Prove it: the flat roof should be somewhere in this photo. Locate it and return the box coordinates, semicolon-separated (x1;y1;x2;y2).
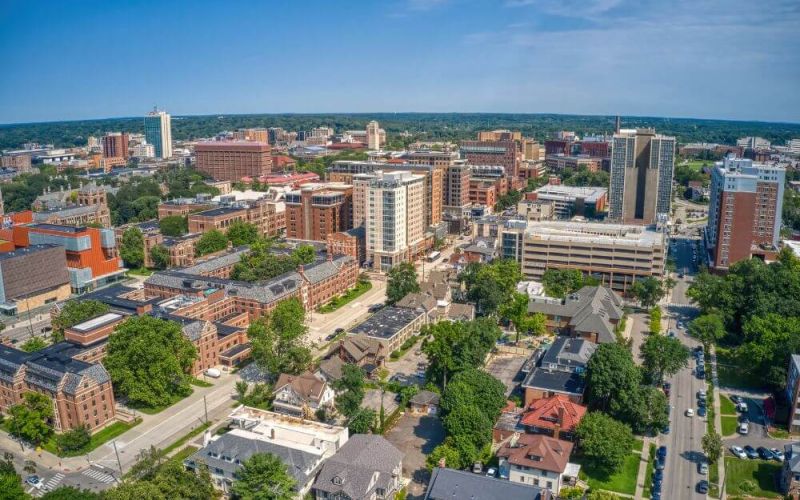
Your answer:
350;306;423;340
524;221;664;247
29;223;86;233
194;206;245;217
70;312;124;332
0;244;62;261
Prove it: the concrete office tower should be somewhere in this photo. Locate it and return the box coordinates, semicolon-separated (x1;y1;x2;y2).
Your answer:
706;156;785;271
364;171;425;272
101;132;129;159
609;129;676;225
144;108;173;159
367;121;381;150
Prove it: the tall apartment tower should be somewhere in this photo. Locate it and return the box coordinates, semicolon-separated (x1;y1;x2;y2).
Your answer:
366;121;381;150
364;171;425;272
609;129;676;225
144;108;173;159
706;156;785;271
101;132;129;159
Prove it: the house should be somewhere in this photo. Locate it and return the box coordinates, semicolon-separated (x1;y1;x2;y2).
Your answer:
409;390;441;415
520;395;587;441
272;371;335;418
496;434;580;494
317;356;347;382
395;292;438;319
462;238;497;263
521;337;597;406
425;467;551;500
783;442;800;498
313;435;404;500
327;336;385;370
527;286;624;344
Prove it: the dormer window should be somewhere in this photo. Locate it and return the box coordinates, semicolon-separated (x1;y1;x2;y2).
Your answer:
332;476;343;485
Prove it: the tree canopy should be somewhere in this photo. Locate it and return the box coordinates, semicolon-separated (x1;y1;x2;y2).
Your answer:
231;239;316;282
231;453;296;500
195;229;228;256
460;259;522;315
688;313;726;346
8;392;53;444
334;365;365;418
158;216;188;237
120;227;145;269
575;411;635;474
540;268;598;299
422;318;501;388
226;221;259;247
386;262;419;304
248;298;311;377
52;299;110;341
440;369;506;423
640;334;690;385
499;291;546;342
104;316;197;408
149;244;170;270
629;277;666;308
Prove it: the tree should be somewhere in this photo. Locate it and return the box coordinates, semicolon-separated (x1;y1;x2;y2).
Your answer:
158;216;188;237
649;306;662;335
463;260;523;315
584;343;641;414
56;425;91;453
195;229;228;256
640;334;690;385
231;453;296;500
426;442;463;470
386;262;419;304
292;244;315;265
541;269;593;298
104;316;197;408
104;481;165;500
500;292;546;343
422;319;501;388
234;381;249;401
40;486;102;499
8;392;53;444
52;300;110;341
689;313;725;346
149;245;170;270
248;298;311;376
120;227;145;269
0;465;25;500
226;221;259;247
150;459;218;500
737;314;800;389
231;238;309;282
348;408;376;434
630;277;665;308
624;386;669;434
702;432;723;464
443;404;493;450
440;369;506;423
575;412;634;474
334;365;366;418
20;336;47;352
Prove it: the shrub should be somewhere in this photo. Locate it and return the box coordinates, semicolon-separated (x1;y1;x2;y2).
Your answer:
56;425;91;452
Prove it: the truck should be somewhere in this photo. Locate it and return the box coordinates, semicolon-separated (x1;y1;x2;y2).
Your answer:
205;368;221;378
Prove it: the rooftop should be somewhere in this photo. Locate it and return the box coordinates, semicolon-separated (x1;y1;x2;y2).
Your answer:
523;220;664;248
425;467;549;500
70;312;124;333
193;206;245;217
28;223;86;233
350;306;424;340
0;244;63;261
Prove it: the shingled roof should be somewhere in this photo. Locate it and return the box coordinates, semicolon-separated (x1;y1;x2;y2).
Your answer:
521;394;587;434
528;286;623;344
496;434;573;474
313;435;403;499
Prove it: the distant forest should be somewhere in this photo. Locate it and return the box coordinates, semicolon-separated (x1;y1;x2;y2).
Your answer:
2;112;800;150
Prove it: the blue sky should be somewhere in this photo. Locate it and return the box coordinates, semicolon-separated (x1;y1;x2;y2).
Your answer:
1;0;798;124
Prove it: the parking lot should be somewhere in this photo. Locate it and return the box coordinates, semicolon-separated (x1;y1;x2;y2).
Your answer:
386;346;428;382
384;414;445;499
485;353;527;397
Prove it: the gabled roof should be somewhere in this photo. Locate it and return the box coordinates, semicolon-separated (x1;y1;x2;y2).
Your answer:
785;442;800;473
521;394;587;433
335;336;383;363
410;390;440;407
497;434;574;474
313;435;403;498
274;371;327;403
425;467;549;500
395;292;437;313
528;286;623;344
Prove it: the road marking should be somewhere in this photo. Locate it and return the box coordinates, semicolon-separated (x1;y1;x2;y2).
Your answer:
43;472;64;490
82;468;116;484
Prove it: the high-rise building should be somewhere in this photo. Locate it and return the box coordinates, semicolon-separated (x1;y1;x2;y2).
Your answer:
195;141;272;181
609;129;676;225
366;121;381;150
232;128;269;143
101;132;129;160
285;183;353;242
364;171;425;271
443;161;472;208
737;136;770;150
144;108;173;159
460;139;521;181
788;139;800;154
706;156;785;271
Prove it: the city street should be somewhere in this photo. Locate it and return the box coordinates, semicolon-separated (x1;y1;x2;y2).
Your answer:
307;277;387;349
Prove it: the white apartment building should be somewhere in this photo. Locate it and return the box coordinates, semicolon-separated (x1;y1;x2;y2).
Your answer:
363;171;425;271
788;138;800;155
131;141;155;158
737;136;771;150
366;120;382;150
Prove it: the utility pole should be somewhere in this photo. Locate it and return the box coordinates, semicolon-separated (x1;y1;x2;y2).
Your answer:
203;395;208;424
112;440;123;477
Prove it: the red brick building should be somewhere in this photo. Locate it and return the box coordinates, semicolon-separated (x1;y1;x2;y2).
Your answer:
460;140;521;185
195;141;272;182
102;132;129;160
285;183;353;242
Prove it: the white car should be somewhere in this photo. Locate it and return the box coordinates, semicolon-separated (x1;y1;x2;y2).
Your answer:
685;408;694;417
738;422;749;435
25;475;43;490
731;446;747;459
699;462;709;475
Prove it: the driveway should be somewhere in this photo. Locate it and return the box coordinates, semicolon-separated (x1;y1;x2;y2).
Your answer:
485;354;526;397
384;414;445;499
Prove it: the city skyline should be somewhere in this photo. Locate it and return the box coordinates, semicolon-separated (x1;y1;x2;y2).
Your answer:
1;0;799;124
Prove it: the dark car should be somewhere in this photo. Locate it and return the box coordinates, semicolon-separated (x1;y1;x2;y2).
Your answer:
655;457;665;470
758;447;775;460
739;415;749;423
368;304;383;313
662;424;670;434
657;446;667;459
654;469;664;481
730;395;743;404
744;445;759;459
698;406;707;417
334;327;345;334
697;480;709;494
325;333;337;341
662;382;671;396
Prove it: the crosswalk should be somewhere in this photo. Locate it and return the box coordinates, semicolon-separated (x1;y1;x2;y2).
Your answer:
82;467;116;484
42;472;64;490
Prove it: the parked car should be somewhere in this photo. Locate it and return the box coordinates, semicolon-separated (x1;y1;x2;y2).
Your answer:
472;462;483;474
663;382;671;396
25;475;43;490
325;333;337;341
737;401;749;413
685;408;694;417
655;457;665;470
699;462;708;474
654;469;664;482
486;467;497;478
697;480;709;494
771;448;785;462
368;304;383;313
738;422;749;435
698;406;707;417
334;327;345;334
758;447;775;460
730;395;743;404
657;446;667;459
744;445;758;459
697;390;707;401
731;446;747;459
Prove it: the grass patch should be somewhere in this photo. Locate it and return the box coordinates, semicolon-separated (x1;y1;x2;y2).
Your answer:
708;458;720;498
42;419;142;457
130;390;193;415
163;422;211;456
168;445;198;465
720;394;736;415
126;267;154;276
318;280;372;313
643;443;656;498
769;426;791;439
632;438;644;453
576;452;640;496
190;378;213;388
716;348;767;391
721;416;739;437
724;457;782;498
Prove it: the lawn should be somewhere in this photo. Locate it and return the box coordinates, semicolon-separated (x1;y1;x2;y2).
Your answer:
43;419;141;457
130;390;193;415
318;280;372;313
724;457;782;498
720;394;737;415
683;160;713;172
632;438;644;453
721;416;739;436
168;445;198;465
162;422;211;455
190;377;213;388
126;267;154;277
577;452;640;496
642;444;656;499
716;348;767;391
709;459;720;498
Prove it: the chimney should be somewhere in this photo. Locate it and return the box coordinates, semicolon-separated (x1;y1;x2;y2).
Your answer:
438;457;446;468
202;429;212;447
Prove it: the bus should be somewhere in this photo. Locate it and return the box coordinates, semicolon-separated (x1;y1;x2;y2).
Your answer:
426;251;441;262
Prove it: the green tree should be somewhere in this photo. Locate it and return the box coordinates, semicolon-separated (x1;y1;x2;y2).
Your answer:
348;408;376;434
688;313;726;346
104;316;197;408
649;306;662;335
541;268;593;298
158;216;188;237
248;298;311;376
0;464;25;500
230;238;304;282
629;277;665;308
291;244;315;265
149;245;170;270
640;334;690;385
737;314;800;389
443;404;493;450
575;412;635;474
52;300;110;341
702;432;723;464
195;229;228;256
8;392;53;444
226;221;259;247
426;442;463;470
386;262;420;304
120;227;145;269
150;459;218;500
56;425;90;453
463;260;523;315
440;369;506;423
334;365;366;418
625;386;669;434
103;481;165;500
499;291;543;343
231;453;296;500
584;343;641;414
20;336;47;352
422;319;501;388
40;486;102;499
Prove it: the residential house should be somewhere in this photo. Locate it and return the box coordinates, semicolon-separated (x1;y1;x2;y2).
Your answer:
425;467;551;500
272;371;335;418
409;390;441;416
313;435;404;500
521;337;597;406
527;286;624;344
520;395;587;441
496;434;579;494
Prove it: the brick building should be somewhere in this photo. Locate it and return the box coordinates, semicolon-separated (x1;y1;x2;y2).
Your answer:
468;180;498;208
326;227;366;265
460;140;521;186
545;155;601;173
0;245;71;315
188;200;284;238
102;132;130;160
195;141;272;182
158;195;215;219
285;183;353;242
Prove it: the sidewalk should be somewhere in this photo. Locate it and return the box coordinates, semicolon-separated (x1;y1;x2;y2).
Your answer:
634;436;654;499
710;345;726;499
